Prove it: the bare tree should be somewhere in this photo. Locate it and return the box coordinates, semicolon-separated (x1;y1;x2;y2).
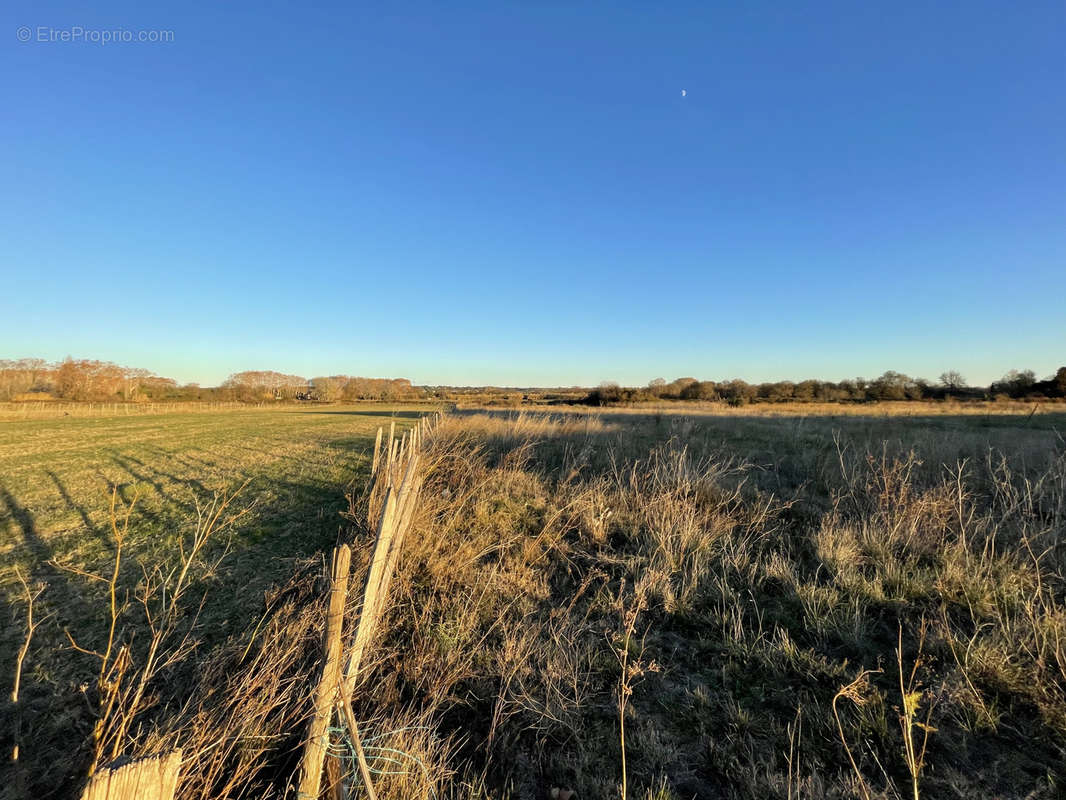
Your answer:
122;367;153;401
938;371;967;390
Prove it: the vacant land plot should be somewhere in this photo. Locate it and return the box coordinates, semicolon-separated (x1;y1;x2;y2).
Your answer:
0;403;430;636
4;405;1065;799
341;408;1065;800
0;404;426;793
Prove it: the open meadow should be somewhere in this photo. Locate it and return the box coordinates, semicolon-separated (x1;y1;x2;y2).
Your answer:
0;404;426;795
355;407;1066;800
3;404;1065;799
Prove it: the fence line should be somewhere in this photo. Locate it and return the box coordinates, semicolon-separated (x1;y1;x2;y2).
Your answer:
294;409;443;798
62;409;445;798
0;401;263;418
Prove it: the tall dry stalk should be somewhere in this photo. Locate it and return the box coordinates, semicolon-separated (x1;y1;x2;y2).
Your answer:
10;566;48;795
831;668;880;800
610;581;653;800
785;706;802;800
896;622;936;800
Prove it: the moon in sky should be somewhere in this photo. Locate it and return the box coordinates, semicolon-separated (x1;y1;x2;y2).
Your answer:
681;89;687;97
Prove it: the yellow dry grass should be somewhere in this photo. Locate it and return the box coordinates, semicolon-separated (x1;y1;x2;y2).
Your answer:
7;405;1066;799
465;399;1060;418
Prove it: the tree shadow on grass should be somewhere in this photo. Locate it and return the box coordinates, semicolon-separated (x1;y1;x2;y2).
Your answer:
0;478;102;797
117;451;210;497
0;433;375;797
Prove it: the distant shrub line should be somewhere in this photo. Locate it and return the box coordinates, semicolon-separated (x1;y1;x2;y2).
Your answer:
584;368;1066;407
4;358;1064;407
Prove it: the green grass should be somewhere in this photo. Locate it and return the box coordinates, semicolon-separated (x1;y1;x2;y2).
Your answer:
5;404;1065;798
0;405;425;713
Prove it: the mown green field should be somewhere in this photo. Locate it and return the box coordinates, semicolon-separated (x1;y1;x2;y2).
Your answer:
0;405;424;696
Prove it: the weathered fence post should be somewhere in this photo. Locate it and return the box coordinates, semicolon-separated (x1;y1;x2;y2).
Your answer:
79;750;182;800
371;427;383;477
297;544;352;800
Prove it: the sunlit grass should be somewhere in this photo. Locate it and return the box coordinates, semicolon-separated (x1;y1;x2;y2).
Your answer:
0;405;424;694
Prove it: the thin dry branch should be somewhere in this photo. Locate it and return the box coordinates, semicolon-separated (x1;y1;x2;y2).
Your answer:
11;566;48;793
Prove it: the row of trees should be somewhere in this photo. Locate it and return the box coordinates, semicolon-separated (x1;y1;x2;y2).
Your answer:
0;358;178;402
587;368;1066;406
6;357;1064;406
215;372;424;402
0;360;427;404
308;376;421;402
220;371;309;402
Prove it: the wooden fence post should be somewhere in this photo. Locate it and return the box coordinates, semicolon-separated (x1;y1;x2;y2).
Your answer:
371;427;383;477
343;489;397;698
297;544;352;800
79;750;182;800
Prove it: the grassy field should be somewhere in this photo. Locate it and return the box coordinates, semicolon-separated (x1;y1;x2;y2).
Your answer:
345;408;1066;800
4;404;1066;798
0;403;432;639
0;404;429;794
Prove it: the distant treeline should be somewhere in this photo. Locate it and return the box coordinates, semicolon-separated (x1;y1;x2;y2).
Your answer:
222;372;423;402
585;369;1066;407
4;358;1065;406
0;358;180;402
0;360;425;403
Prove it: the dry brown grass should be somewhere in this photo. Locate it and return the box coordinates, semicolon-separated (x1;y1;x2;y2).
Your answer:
7;406;1066;799
464;399;1060;418
349;409;1066;798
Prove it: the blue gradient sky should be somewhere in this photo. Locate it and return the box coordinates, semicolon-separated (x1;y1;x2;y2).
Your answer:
3;1;1064;386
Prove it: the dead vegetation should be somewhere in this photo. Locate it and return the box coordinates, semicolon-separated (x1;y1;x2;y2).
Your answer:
357;410;1066;798
5;408;1066;798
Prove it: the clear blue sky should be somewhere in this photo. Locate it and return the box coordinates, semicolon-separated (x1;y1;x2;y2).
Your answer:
3;1;1063;387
